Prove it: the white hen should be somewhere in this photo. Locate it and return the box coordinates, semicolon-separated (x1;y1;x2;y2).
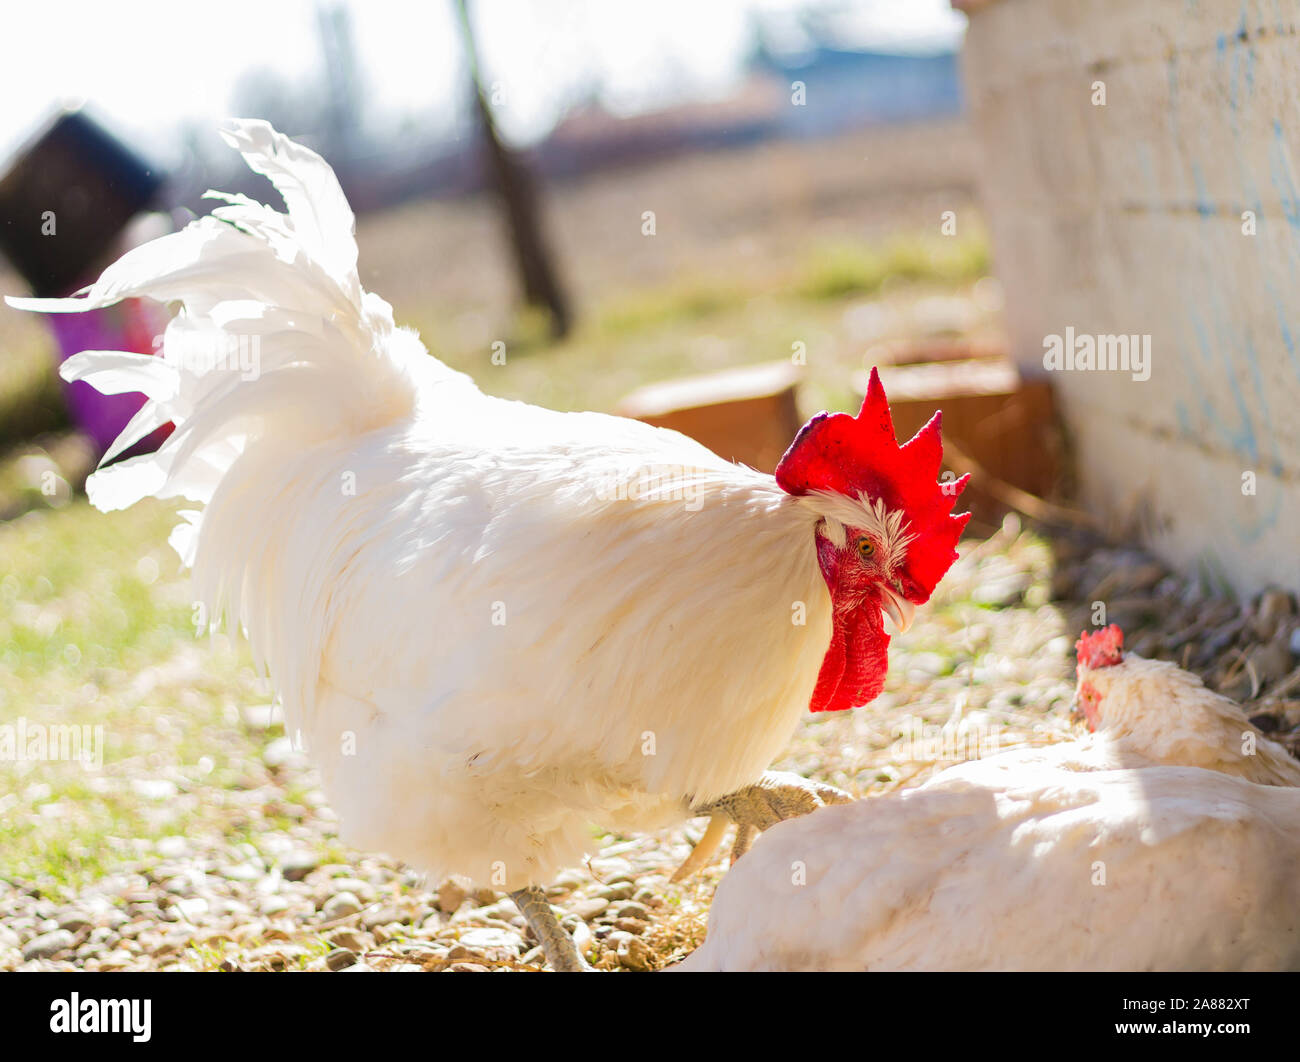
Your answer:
680;625;1300;971
6;122;970;969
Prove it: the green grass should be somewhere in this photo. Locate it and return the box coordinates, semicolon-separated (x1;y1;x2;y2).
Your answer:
0;496;280;889
0;283;69;448
797;233;990;301
595;280;746;338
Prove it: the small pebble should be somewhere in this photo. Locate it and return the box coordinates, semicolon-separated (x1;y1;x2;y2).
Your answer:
277;852;320;882
459;927;523;953
616;934;652;971
436;879;468;914
155;836;189;859
258;896;291;917
22;930;75;961
569;898;609;921
327;928;369;952
361;906;406;931
322;892;363;921
56;911;93;934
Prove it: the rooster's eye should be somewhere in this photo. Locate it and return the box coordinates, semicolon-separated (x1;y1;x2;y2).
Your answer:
857;537;876;560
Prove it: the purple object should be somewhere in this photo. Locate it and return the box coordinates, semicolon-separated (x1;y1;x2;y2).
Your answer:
0;108;170;457
46;298;172;456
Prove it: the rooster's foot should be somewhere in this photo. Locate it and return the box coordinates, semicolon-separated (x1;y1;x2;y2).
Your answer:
510;885;593;972
671;771;853;882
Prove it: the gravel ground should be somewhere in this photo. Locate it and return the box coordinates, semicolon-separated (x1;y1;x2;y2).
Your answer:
3;515;1297;972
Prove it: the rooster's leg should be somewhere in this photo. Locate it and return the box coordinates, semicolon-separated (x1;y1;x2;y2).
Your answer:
672;771;852;881
728;823;759;863
510;885;591;972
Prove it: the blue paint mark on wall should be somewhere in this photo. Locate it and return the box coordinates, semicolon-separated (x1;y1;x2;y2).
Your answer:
1222;355;1260;464
1269;120;1300;232
1240;2;1256;96
1239;337;1283;476
1190;162;1218;217
1262;277;1300;380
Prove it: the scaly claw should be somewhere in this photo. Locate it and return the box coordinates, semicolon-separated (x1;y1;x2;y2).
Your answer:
671;771;853;881
669;813;729;884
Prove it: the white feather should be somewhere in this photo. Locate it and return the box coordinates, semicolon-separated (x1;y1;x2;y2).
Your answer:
6;120;851;889
681;652;1300;971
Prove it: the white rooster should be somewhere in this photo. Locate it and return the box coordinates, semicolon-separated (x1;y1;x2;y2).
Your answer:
7;122;969;970
679;624;1300;971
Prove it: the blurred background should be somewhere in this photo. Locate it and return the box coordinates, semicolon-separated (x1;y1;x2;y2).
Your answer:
0;0;1000;511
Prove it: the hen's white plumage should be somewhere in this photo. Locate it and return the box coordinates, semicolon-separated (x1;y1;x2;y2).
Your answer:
680;648;1300;971
10;121;867;889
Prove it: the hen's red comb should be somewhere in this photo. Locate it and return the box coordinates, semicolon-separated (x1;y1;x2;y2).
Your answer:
776;367;971;598
1076;624;1124;669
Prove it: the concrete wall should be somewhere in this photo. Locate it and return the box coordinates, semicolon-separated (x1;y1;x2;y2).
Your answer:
957;0;1300;594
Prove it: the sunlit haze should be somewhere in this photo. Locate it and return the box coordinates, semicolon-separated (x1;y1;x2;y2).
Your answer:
2;0;964;164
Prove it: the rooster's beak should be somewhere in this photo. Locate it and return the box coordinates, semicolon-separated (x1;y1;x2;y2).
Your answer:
880;586;915;635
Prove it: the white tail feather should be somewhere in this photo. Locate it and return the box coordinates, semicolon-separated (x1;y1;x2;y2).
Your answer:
5;119;459;728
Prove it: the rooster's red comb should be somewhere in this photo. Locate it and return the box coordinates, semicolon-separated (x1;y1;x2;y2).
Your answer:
1076;624;1125;669
776;367;971;598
